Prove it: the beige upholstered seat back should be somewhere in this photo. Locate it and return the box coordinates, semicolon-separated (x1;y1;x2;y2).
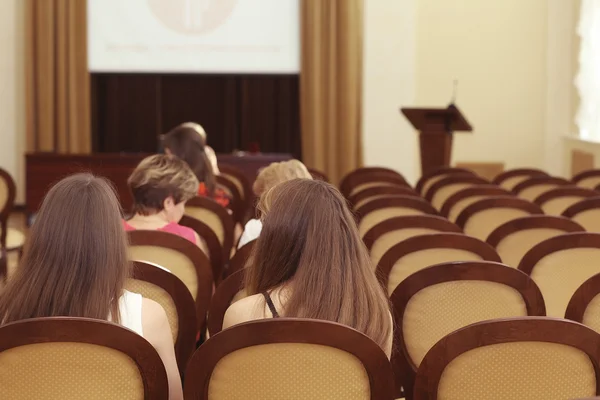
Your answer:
129;246;198;300
387;249;483;295
370;228;440;267
359;208;425;237
496;228;569;268
222;173;245;199
541;196;590;216
126;279;178;342
349;182;400;197
464;209;532;241
573;210;600;233
403;280;527;367
582;294;600;334
0;342;144;400
531;248;600;317
421;175;448;196
436;342;596;400
431;183;473;210
447;195;487;222
577;176;600;190
518;184;561;202
355;194;406;210
0;177;9;213
185;206;225;244
207;343;370;399
499;175;531;191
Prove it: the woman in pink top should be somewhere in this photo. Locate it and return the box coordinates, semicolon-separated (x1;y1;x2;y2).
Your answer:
125;154;205;251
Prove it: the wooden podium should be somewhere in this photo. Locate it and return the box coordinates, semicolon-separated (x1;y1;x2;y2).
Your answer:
401;104;472;175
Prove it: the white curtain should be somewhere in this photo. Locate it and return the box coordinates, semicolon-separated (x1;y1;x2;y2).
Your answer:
575;0;600;140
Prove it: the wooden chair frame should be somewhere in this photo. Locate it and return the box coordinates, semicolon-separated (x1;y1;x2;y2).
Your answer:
423;175;489;203
413;317;600;399
562;197;600;219
512;176;570;196
566;272;600;323
179;215;223;282
415;167;475;194
376;233;501;289
492;168;548;186
184;319;396;400
342;173;410;199
207;269;245;336
355;196;438;223
533;186;598;209
307;168;329;183
224;240;254;279
219;164;252;210
128;230;213;332
391;261;546;400
517;232;600;274
340;167;403;195
216;175;244;224
0;168;17;250
0;317;169;399
486;215;585;249
455;196;544;231
439;185;512;218
131;261;197;373
362;215;462;251
573;169;600;186
186;196;235;265
349;186;420;210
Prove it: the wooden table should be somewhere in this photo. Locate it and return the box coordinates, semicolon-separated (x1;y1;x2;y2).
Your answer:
26;152;291;218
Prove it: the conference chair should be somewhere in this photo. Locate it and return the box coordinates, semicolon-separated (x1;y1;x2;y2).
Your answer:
128;230;213;332
308;167;329;182
185;196;235;265
413;317;600;400
349;185;421;211
573;169;600;189
415;167;475;195
184;319;396;400
391;261;545;400
362;215;462;268
219;164;252;215
216;175;245;224
486;215;585;268
224;240;254;279
492;168;549;191
518;232;600;317
512;176;570;201
376;233;501;296
0;317;168;399
344;172;410;199
533;186;597;216
207;269;246;336
455;196;544;241
179;215;223;280
125;261;197;373
340;166;404;196
423;175;489;210
566;273;600;334
0;168;25;253
563;197;600;233
355;196;439;237
439;185;512;222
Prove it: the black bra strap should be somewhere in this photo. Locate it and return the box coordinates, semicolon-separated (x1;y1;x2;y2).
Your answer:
262;291;280;318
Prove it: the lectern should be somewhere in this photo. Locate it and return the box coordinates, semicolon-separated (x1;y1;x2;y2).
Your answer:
401;104;472;175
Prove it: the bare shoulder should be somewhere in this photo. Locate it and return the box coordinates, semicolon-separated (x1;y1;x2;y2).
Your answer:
222;293;265;330
142;298;168;329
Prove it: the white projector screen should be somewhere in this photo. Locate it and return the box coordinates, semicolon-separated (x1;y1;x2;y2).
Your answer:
88;0;300;74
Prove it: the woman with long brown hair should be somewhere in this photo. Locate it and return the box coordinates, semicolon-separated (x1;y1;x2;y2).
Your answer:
162;123;230;207
0;174;183;400
223;179;393;357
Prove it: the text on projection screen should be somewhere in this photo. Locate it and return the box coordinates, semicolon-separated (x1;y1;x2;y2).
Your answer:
88;0;300;74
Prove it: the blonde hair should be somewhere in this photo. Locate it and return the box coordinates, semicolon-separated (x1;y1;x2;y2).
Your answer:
253;160;312;196
128;154;199;215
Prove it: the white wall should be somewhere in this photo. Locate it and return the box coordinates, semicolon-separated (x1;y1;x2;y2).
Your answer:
0;0;25;203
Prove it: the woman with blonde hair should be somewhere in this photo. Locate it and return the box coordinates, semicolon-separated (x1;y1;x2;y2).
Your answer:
224;179;393;357
237;159;312;248
125;154;205;251
0;174;183;399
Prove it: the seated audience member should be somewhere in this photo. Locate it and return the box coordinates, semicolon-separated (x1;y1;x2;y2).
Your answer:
179;122;220;175
223;179;393;358
0;174;182;400
161;123;230;207
124;154;203;246
238;159;312;248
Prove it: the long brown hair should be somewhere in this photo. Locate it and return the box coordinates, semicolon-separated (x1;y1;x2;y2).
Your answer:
161;124;216;196
0;174;130;324
246;179;392;351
